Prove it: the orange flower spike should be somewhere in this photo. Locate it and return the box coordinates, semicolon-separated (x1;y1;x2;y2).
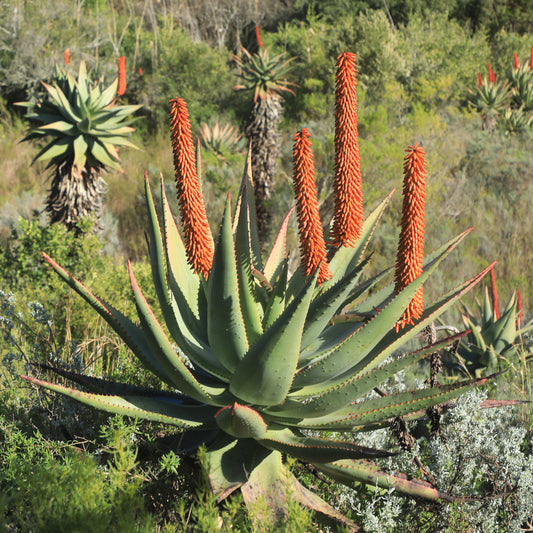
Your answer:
169;98;214;278
331;52;363;247
394;143;427;330
117;56;127;96
64;49;70;66
292;129;332;284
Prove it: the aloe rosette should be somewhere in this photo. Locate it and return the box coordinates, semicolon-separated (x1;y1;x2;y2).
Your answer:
452;274;533;376
17;61;141;230
23;54;495;528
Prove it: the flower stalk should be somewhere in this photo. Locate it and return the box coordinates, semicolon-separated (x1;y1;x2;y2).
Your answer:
117;56;127;96
255;25;263;49
490;267;500;319
292;128;332;284
331;52;363;247
394;143;426;330
169;97;214;278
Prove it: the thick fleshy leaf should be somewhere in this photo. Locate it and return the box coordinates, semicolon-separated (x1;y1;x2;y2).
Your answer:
297;268;389;366
257;427;394;463
313;460;452;501
269;332;466;418
33;137;71;163
240;450;290;528
145;177;228;380
90;139;119;168
300;253;372;353
43;82;81;122
32;363;200;401
128;261;228;405
234;187;263;344
208;197;249;371
21;376;216;429
229;269;318;405
42;253;173;385
263;207;294;283
73;134;88;170
261;260;288;329
214;403;267;438
205;436;270;501
291;375;493;430
292;231;478;390
233;146;262;271
352;229;473;317
38;120;76;134
284;472;359;531
333;263;495;386
160;180;203;332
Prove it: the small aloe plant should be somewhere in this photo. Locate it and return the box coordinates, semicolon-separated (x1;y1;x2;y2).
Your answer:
451;269;533;377
23;53;495;529
469;63;512;132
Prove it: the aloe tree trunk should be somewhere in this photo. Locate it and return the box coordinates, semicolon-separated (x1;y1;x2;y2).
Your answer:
46;162;105;233
246;94;282;242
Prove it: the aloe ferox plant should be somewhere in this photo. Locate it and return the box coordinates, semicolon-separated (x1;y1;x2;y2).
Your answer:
23;53;495;530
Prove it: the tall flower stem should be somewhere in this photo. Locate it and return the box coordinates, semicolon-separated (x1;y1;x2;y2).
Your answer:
394;143;426;330
292;129;332;284
331;52;363;247
169;98;214;278
117;56;127;96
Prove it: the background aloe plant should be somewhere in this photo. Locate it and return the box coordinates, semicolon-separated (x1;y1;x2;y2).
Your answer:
449;270;533;377
22;53;495;529
233;26;297;241
16;61;141;232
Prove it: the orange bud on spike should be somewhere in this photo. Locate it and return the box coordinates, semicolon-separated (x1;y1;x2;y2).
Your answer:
514;52;519;70
169;98;214;278
394;144;426;330
292;129;332;285
331;52;363;247
117;56;127;96
530;46;533;69
64;49;70;66
489;267;500;319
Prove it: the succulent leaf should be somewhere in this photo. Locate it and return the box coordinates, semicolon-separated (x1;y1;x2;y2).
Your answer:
21;376;216;428
230;269;319;405
208;197;250;371
258;427;394;463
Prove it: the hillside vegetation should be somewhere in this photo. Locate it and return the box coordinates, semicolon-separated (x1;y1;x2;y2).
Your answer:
0;1;532;531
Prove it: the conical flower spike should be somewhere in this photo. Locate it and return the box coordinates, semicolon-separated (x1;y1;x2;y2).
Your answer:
292;128;332;284
514;52;519;70
169;98;214;278
117;56;127;96
64;49;70;66
394;143;426;330
331;52;363;247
